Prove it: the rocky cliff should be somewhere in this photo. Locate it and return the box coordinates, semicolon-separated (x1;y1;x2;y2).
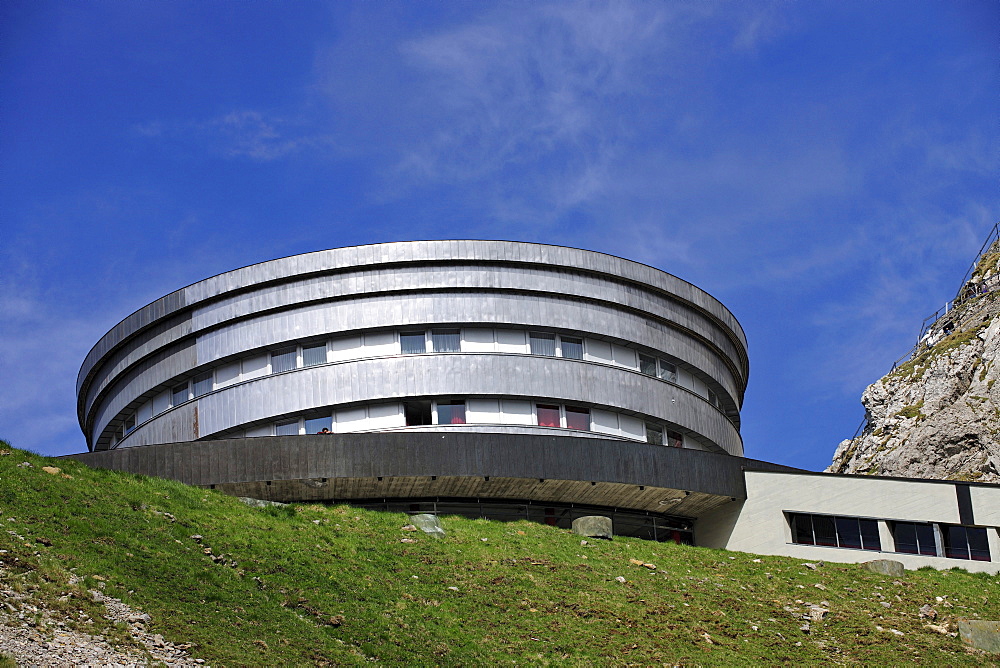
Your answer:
828;242;1000;482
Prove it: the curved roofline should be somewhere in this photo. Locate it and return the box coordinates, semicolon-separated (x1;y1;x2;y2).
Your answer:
77;240;749;409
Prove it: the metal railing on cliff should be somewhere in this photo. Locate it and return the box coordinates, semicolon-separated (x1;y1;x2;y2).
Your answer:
846;222;1000;443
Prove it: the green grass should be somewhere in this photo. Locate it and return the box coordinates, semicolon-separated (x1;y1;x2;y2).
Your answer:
0;441;998;666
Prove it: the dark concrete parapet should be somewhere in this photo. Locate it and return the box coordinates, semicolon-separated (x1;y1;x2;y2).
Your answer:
64;434;784;517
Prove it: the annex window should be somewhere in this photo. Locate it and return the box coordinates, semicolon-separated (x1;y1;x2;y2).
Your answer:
536;404;561;428
529;332;556;356
275;420;299;436
789;513;881;551
172;383;190;406
431;329;461;353
192;372;213;398
400;332;426;355
271;347;297;374
560;336;583;360
404;400;433;426
565;406;590;431
639;354;657;377
645;423;664;445
892;522;937;556
658;360;677;383
437;400;467;425
302;344;327;367
942;525;991;561
666;429;683;448
124;413;137;434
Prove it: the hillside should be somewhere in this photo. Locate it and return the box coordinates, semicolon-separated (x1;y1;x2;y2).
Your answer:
829;241;1000;481
0;441;997;666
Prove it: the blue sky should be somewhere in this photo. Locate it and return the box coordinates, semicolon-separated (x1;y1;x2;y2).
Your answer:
1;1;997;470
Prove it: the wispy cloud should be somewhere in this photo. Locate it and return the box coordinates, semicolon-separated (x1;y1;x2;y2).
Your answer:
131;110;339;162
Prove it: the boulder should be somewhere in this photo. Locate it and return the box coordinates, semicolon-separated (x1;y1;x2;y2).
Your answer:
571;515;613;539
410;514;446;538
959;620;1000;653
238;497;288;508
861;559;905;577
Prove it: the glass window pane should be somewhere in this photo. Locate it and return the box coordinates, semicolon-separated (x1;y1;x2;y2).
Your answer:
172;383;189;406
529;332;556;356
791;514;814;545
836;517;863;549
658;360;677;382
437;401;466;425
536;404;560;427
404;401;432;426
432;329;461;353
645;424;663;445
967;527;991;561
812;515;837;547
666;430;683;448
400;332;426;354
271;348;297;373
124;414;136;433
565;406;590;430
192;372;213;397
859;519;881;551
305;416;332;434
302;344;327;367
275;420;299;436
894;523;918;554
560;337;583;360
639;354;657;376
915;524;937;556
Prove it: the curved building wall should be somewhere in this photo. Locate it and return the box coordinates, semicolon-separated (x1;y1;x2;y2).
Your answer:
77;241;749;458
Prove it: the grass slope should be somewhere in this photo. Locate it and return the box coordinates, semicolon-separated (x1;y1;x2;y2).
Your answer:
0;441;997;666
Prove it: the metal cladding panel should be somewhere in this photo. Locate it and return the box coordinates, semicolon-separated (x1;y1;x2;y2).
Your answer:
127;353;742;454
89;341;197;442
81;312;193;418
79;241;749;452
65;433;749;511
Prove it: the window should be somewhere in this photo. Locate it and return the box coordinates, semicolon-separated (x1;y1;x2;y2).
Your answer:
124;413;136;434
275;420;299;436
400;332;426;354
790;513;881;551
271;347;297;373
437;400;467;425
658;360;677;383
192;372;213;398
404;401;432;426
302;344;327;367
893;522;937;556
172;383;190;406
529;332;556;356
431;329;461;353
707;389;720;408
560;337;583;360
942;525;991;561
645;424;663;445
305;416;333;434
536;404;561;428
666;429;683;448
565;406;590;430
639;354;657;377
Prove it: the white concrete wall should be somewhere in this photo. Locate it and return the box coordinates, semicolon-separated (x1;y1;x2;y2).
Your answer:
695;471;1000;574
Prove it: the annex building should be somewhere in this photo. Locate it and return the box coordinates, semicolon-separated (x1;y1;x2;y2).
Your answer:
69;241;1000;573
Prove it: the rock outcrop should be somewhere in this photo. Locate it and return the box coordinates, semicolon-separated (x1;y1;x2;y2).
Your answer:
828;242;1000;482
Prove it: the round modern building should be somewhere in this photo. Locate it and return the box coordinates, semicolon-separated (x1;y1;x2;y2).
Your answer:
73;240;758;540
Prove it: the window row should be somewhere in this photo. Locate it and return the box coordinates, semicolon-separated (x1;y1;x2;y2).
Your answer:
788;512;992;562
108;326;727;445
228;398;691;449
